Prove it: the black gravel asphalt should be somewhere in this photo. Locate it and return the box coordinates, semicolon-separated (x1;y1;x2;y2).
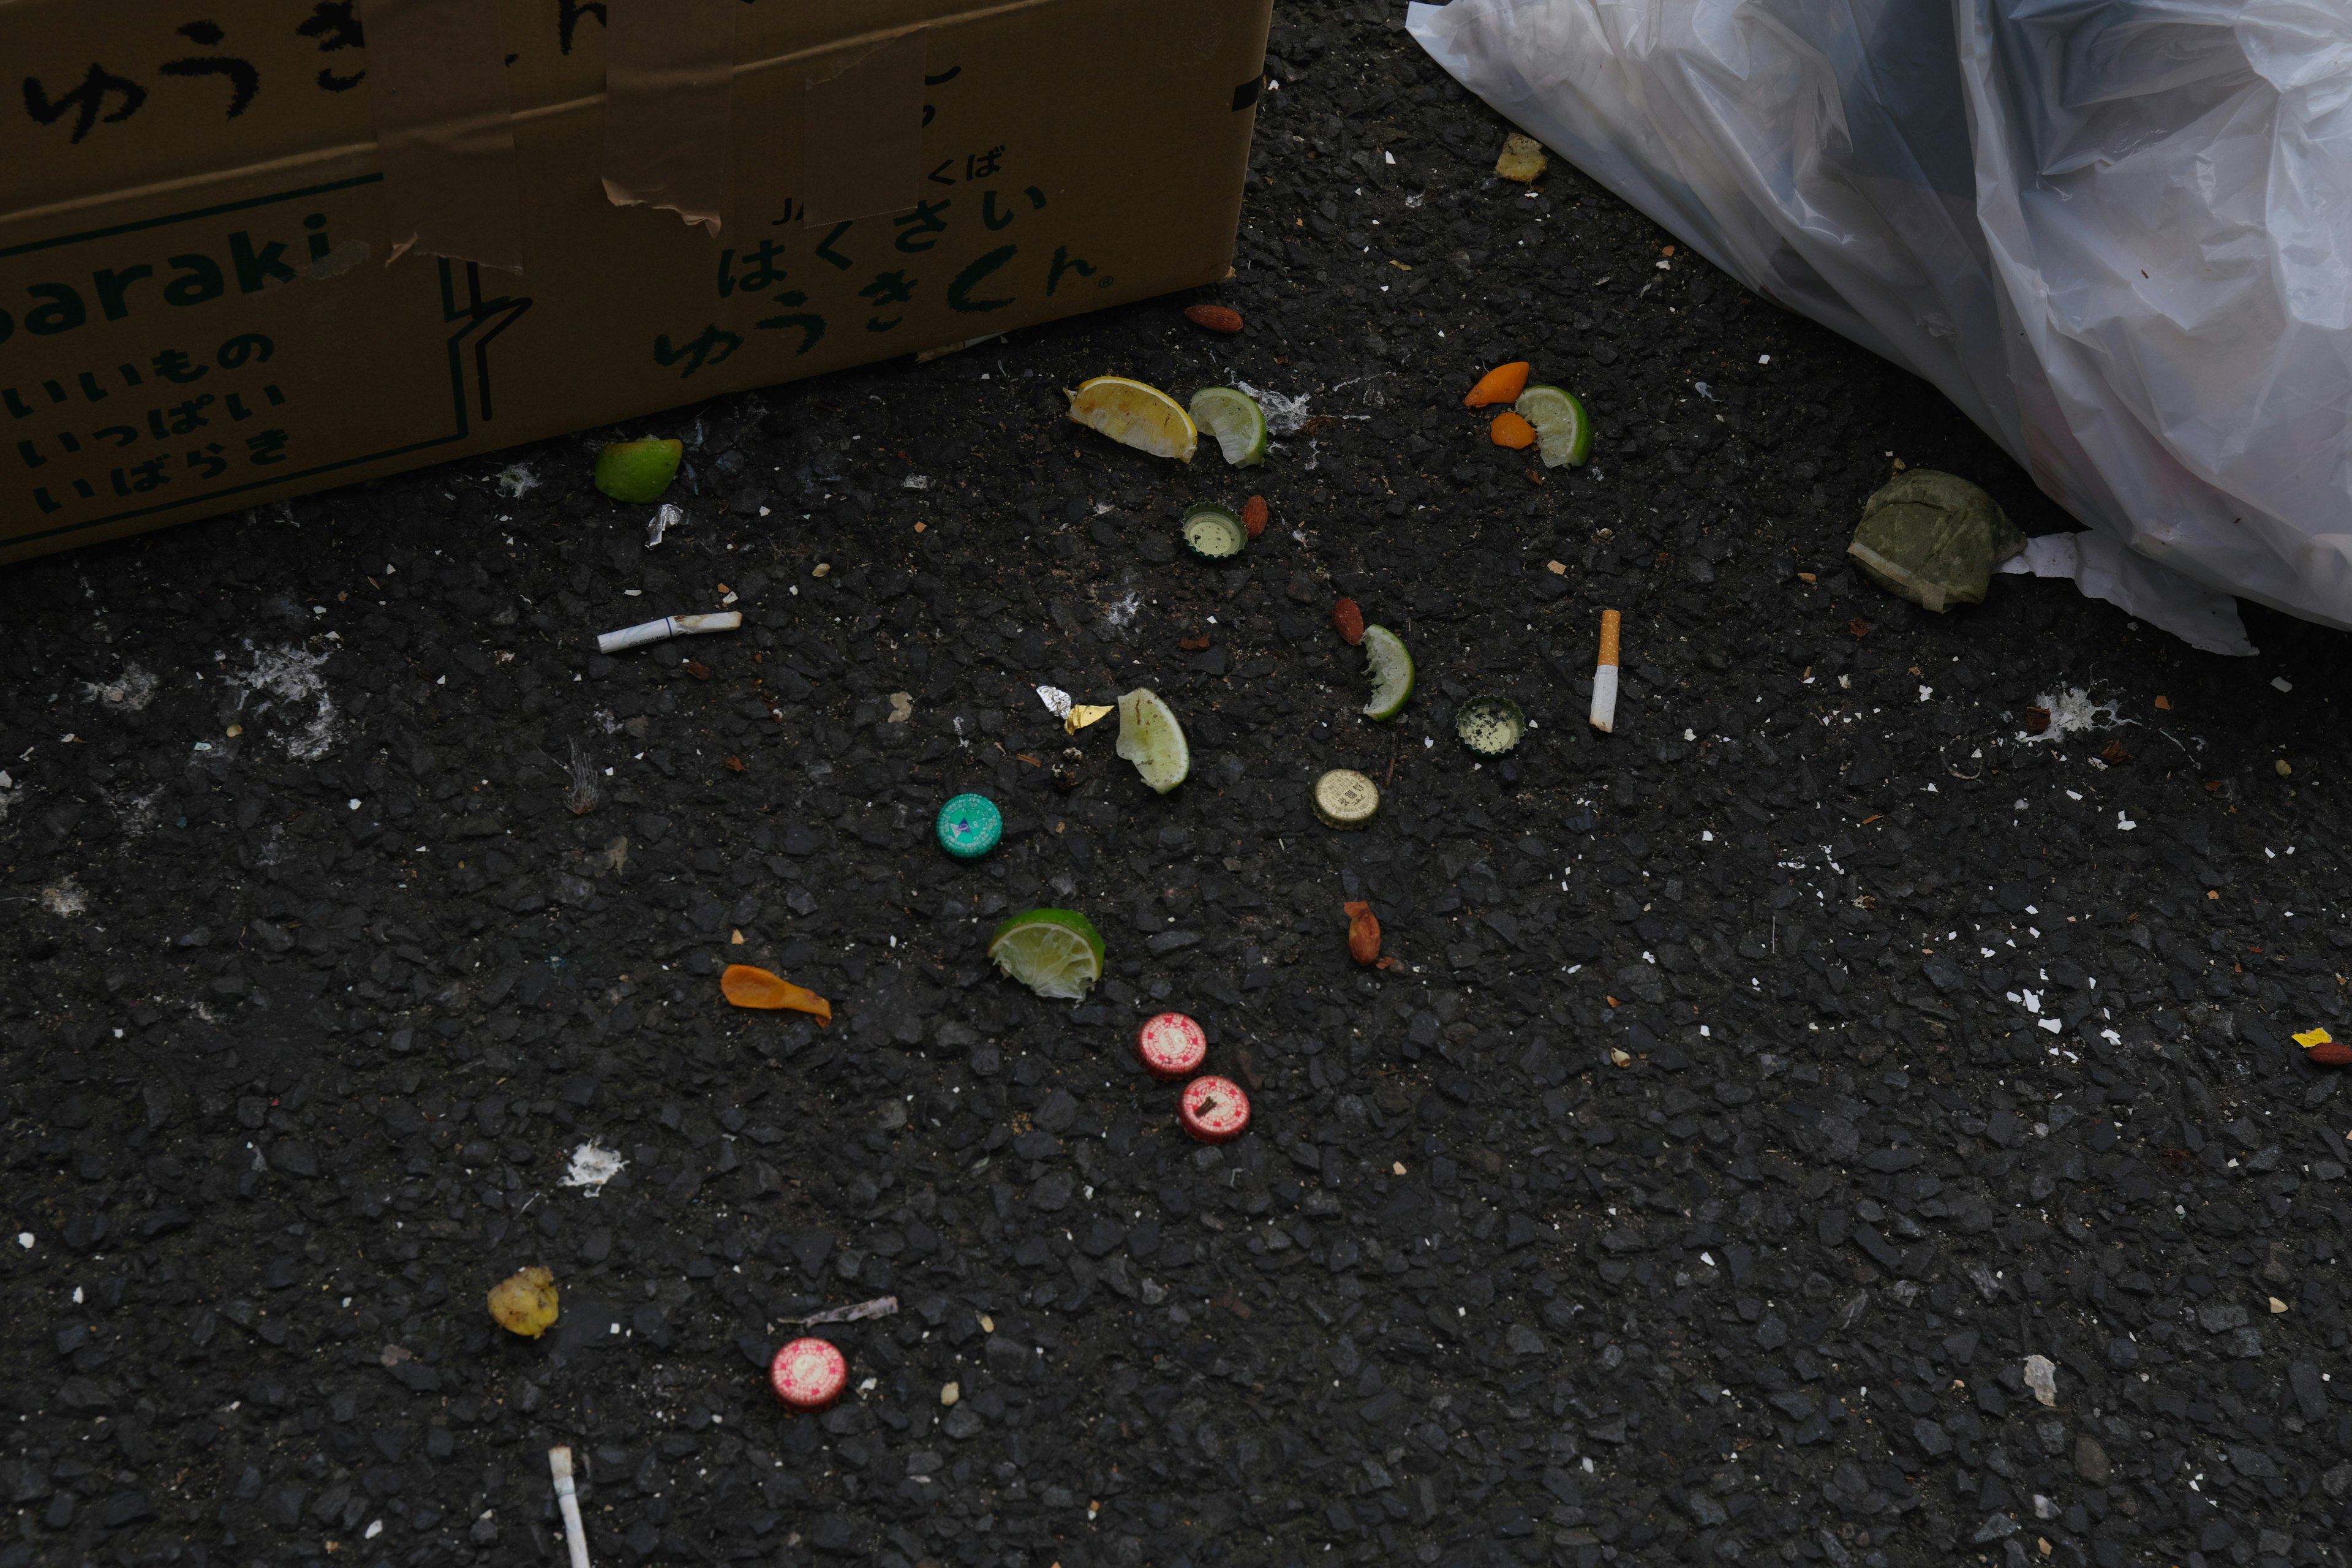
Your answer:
6;6;2352;1568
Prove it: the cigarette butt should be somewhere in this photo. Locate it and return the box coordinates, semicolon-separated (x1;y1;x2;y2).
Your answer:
549;1446;593;1568
1590;609;1621;733
595;610;742;655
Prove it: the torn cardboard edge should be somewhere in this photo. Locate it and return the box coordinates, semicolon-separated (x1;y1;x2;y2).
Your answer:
361;0;932;262
601;0;739;236
358;0;526;272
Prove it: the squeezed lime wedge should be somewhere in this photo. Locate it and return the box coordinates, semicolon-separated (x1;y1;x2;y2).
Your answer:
1115;688;1191;792
594;438;684;503
1360;625;1414;721
1188;386;1268;467
1513;384;1593;469
986;908;1106;1000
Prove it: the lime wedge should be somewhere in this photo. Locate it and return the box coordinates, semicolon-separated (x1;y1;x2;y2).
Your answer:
1115;688;1191;793
1514;385;1593;469
1188;386;1268;467
1067;377;1197;461
1180;503;1247;560
1360;625;1414;721
594;438;684;503
987;908;1105;1001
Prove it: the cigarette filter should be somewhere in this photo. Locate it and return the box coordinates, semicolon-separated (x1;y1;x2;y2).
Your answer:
595;610;742;654
1589;609;1621;733
549;1446;593;1568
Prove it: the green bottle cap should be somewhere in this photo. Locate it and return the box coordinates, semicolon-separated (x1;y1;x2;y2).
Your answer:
1456;694;1526;757
935;793;1003;859
1181;503;1248;560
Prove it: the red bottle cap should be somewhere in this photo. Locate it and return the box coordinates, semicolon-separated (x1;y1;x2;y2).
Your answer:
1135;1012;1208;1080
1179;1075;1250;1143
769;1337;848;1411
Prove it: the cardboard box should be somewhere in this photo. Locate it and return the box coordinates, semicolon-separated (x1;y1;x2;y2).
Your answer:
0;0;1272;564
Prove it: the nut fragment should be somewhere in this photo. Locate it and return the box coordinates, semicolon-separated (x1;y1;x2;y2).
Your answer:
1183;304;1243;334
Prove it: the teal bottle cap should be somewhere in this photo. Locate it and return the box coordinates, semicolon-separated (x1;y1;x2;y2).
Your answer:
935;793;1003;859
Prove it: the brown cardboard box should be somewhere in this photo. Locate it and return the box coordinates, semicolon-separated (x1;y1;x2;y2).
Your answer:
0;0;1272;564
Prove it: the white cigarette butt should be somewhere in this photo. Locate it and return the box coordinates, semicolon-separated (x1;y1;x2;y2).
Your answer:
549;1446;593;1568
1589;609;1623;733
595;611;742;655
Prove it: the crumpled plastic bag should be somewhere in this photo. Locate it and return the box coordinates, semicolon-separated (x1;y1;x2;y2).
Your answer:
1405;0;2325;655
1998;530;2256;656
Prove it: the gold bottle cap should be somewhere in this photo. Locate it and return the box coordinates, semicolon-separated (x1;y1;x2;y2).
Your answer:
1312;768;1380;829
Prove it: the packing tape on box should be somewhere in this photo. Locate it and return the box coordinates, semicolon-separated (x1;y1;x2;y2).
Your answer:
601;0;739;236
356;0;526;273
802;31;929;226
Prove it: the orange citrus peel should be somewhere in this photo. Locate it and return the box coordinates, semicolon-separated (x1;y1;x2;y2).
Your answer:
722;964;832;1025
1490;412;1537;449
1464;361;1531;407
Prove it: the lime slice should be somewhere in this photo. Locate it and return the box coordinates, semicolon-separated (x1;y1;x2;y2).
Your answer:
1067;377;1197;461
594;438;684;503
1115;688;1191;792
1180;503;1247;560
987;908;1106;1001
1514;385;1593;469
1188;386;1268;467
1360;624;1414;721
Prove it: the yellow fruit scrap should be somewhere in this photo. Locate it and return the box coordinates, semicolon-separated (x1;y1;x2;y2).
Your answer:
489;1266;560;1338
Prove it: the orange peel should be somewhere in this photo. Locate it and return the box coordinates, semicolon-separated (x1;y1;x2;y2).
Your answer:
1490;411;1537;449
1464;361;1531;407
722;964;832;1025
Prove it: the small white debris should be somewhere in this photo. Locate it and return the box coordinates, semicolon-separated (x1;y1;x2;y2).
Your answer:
234;644;340;762
83;664;159;712
15;1233;32;1250
1036;685;1074;720
2023;1354;2058;1406
2116;811;2136;831
646;503;682;548
494;464;540;498
562;1140;628;1193
2023;685;2119;741
1232;380;1313;435
2272;676;2293;693
40;878;88;918
902;474;932;491
1918;685;1934;703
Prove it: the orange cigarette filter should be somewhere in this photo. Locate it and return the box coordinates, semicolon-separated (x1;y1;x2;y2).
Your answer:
1597;609;1622;666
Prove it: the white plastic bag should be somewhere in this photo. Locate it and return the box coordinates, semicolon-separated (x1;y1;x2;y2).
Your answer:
1408;0;2352;655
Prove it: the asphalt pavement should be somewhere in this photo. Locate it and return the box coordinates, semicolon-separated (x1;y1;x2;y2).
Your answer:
3;6;2350;1568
